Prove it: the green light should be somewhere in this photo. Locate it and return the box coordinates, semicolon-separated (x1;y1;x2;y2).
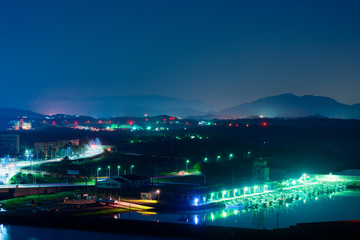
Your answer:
98;167;101;170
117;165;121;169
229;153;233;157
248;151;251;154
186;160;190;163
131;165;134;168
204;157;208;162
108;165;110;169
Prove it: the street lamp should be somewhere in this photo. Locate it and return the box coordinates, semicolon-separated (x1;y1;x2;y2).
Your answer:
96;167;101;183
247;151;251;159
229;153;233;160
185;160;190;172
217;155;221;163
156;189;160;200
117;165;121;176
130;165;134;174
108;165;111;178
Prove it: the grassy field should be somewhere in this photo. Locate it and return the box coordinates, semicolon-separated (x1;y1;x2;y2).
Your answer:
0;190;84;210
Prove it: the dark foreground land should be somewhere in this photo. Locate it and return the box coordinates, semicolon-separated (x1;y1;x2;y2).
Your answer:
0;213;359;240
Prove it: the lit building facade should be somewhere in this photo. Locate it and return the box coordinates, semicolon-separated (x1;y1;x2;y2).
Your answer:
13;119;32;130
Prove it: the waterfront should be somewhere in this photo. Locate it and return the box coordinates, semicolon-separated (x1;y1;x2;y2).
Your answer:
113;190;360;230
0;224;186;240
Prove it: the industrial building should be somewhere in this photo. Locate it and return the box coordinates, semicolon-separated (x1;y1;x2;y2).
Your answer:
97;175;149;189
33;139;79;159
0;132;19;155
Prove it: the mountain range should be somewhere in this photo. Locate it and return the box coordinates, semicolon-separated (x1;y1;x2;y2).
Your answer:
2;94;360;119
218;94;360;119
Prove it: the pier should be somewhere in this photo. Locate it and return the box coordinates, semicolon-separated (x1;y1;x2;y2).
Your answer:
191;174;347;209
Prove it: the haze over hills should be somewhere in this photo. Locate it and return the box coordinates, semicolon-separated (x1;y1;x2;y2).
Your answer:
30;95;218;118
2;94;360;120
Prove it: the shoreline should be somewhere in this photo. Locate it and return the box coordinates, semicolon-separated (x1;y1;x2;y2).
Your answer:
0;213;359;239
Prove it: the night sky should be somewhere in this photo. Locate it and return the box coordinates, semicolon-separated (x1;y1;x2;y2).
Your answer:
1;0;360;110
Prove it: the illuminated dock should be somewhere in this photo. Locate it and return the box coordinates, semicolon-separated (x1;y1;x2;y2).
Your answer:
191;174;347;208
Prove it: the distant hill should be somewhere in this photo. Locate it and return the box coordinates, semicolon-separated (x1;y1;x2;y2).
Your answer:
30;95;218;118
0;108;44;119
219;94;360;119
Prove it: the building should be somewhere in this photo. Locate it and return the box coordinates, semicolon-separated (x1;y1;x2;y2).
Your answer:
34;139;79;159
0;133;19;155
13;119;32;130
97;175;149;189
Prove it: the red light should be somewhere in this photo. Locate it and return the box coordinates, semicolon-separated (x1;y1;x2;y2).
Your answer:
129;121;134;125
52;121;56;125
145;118;148;121
20;118;24;121
229;123;232;127
235;124;239;127
74;121;78;125
163;118;166;122
246;124;249;127
262;122;267;127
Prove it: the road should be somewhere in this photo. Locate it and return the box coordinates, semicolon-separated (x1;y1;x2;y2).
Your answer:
0;145;104;184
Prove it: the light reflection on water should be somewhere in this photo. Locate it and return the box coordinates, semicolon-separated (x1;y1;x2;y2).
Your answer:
115;190;360;230
0;224;183;240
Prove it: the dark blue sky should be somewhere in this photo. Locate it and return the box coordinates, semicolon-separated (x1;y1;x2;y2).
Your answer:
1;0;360;110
